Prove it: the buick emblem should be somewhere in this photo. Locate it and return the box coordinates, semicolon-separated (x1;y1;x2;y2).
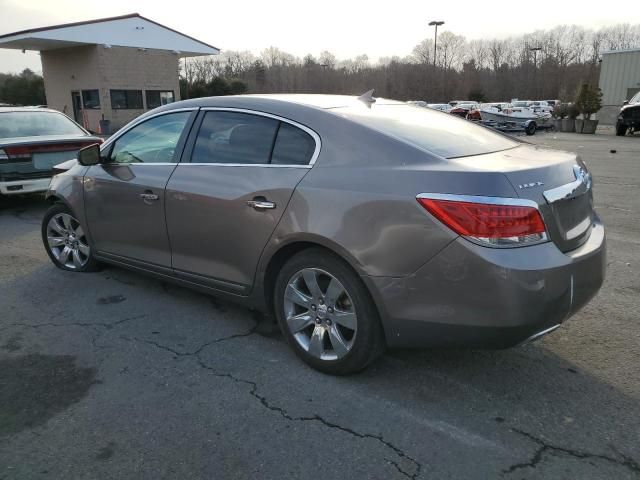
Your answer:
518;181;544;189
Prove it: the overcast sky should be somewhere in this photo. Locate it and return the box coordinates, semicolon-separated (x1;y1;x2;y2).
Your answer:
1;0;639;73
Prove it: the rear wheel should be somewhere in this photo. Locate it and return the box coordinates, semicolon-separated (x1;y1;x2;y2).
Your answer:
525;121;537;136
274;249;385;375
42;203;100;272
616;123;627;136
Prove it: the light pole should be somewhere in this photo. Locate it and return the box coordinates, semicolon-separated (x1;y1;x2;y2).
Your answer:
530;46;542;99
428;20;445;68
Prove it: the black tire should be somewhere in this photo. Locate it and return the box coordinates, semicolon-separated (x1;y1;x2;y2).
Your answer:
525;121;537;136
274;248;385;375
42;203;101;272
615;123;627;136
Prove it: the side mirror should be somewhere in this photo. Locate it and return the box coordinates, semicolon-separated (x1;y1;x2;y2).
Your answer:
623;100;629;105
78;143;102;166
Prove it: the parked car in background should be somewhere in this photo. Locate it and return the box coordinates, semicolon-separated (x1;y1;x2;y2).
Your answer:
407;100;428;108
530;101;554;113
0;108;102;195
450;102;479;117
448;100;474;107
616;91;640;136
43;93;605;374
427;103;452;113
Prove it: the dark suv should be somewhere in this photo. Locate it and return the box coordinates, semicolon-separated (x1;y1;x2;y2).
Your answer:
616;91;640;136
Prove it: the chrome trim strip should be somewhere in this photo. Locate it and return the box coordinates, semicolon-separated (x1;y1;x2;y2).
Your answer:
199;107;321;167
518;324;561;346
100;108;199;151
416;192;540;209
543;164;592;204
183;163;310;168
565;216;592;240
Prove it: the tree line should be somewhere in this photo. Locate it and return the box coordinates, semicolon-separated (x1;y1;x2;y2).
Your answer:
182;23;640;103
0;69;45;106
2;23;639;106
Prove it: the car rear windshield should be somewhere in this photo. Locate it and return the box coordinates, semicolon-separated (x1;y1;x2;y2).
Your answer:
333;104;518;159
0;111;85;138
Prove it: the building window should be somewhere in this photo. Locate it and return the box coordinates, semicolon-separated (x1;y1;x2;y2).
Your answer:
110;90;143;109
145;90;175;110
82;90;100;109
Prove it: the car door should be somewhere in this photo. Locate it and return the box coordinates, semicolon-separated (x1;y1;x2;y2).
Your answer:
84;110;195;267
165;109;319;293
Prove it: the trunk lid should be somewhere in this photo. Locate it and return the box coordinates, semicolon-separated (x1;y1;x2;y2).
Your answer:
0;135;101;182
451;143;595;252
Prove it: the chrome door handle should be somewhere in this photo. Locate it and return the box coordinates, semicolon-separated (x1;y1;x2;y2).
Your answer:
246;199;276;210
139;193;159;201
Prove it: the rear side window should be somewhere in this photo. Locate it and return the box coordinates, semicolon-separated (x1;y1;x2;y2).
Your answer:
192;111;278;164
271;123;316;165
335;104;518;158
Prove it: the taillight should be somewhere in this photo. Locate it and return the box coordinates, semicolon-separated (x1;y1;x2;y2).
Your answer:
0;141;101;163
417;194;547;247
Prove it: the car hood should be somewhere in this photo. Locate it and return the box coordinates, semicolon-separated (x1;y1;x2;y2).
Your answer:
620;103;640;113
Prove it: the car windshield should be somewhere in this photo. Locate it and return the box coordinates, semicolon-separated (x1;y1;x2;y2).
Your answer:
334;103;518;158
0;111;85;138
631;92;640;104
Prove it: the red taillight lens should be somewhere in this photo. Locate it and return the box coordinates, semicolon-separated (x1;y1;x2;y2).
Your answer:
417;196;547;247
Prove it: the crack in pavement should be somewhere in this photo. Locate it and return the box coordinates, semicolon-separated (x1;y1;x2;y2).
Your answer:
127;320;261;357
193;356;423;480
121;329;423;479
0;314;150;333
502;428;640;476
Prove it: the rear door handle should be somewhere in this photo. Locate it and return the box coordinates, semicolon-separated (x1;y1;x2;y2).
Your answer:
246;199;276;210
139;192;159;201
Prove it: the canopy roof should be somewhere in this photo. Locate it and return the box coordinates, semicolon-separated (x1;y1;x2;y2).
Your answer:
0;13;219;57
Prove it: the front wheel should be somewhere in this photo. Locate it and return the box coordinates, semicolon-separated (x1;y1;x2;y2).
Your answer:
615;123;627;136
42;203;101;272
274;249;385;375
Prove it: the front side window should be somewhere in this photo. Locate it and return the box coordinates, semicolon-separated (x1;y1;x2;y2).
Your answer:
191;111;279;164
108;112;190;164
82;90;101;109
110;90;143;109
146;90;175;110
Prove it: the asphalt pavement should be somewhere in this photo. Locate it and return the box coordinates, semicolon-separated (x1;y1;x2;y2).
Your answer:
0;130;639;479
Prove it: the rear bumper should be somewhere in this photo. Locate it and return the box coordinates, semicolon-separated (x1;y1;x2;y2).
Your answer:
0;178;51;195
366;218;606;348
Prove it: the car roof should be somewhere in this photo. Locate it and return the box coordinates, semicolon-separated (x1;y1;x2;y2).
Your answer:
0;106;58;113
166;94;405;111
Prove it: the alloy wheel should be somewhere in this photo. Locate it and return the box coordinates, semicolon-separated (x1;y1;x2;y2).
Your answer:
46;213;91;270
283;268;357;361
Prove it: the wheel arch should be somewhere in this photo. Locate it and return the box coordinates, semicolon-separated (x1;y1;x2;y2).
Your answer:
258;236;388;345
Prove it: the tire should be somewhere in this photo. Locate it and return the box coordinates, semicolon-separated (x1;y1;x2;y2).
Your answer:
525;121;537;136
274;248;385;375
42;203;101;272
615;123;627;136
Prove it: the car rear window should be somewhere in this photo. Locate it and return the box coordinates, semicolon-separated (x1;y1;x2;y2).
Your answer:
0;111;85;138
333;104;518;159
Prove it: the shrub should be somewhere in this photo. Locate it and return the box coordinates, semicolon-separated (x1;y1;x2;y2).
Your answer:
574;83;603;120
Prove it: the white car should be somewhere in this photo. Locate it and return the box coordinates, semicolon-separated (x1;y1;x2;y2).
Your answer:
426;103;452;112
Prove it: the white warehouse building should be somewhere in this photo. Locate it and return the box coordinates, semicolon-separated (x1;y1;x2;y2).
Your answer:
598;48;640;125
